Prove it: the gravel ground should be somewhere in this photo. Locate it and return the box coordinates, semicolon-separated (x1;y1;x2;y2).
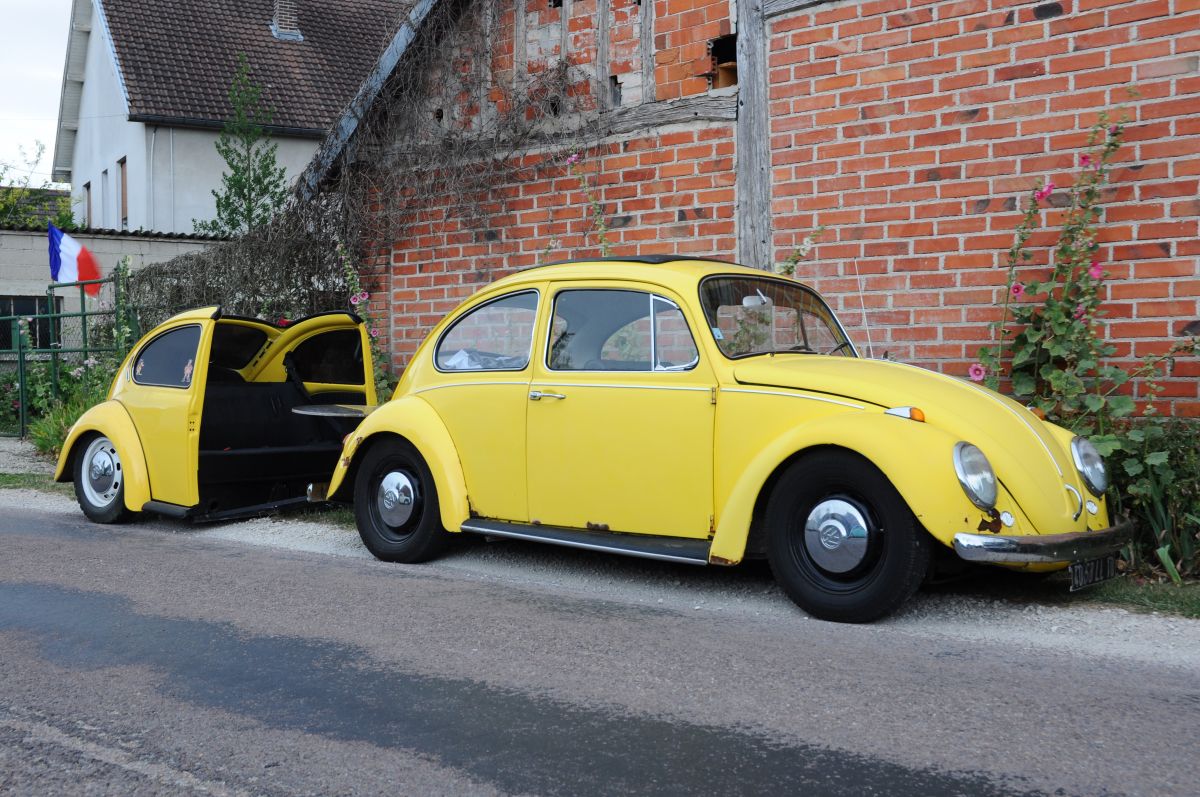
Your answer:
3;488;1197;672
0;438;53;475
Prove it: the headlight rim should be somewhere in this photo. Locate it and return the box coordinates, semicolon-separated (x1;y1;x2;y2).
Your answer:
1071;436;1108;497
953;441;998;511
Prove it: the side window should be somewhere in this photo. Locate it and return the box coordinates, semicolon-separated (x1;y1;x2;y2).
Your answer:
436;291;538;371
549;289;698;372
133;325;202;388
653;297;699;370
290;329;365;385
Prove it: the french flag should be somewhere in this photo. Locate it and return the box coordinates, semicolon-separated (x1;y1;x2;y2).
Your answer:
48;223;102;296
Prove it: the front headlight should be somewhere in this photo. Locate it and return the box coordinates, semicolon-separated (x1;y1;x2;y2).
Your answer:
1071;436;1108;496
953;442;997;510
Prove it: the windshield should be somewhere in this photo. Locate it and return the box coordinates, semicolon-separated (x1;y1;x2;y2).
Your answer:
699;276;854;359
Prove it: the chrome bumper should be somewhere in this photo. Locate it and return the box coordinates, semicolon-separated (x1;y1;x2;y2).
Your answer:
952;520;1135;564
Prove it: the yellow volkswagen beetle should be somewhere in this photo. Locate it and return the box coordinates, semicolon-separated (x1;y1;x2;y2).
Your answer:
317;257;1131;622
56;308;376;522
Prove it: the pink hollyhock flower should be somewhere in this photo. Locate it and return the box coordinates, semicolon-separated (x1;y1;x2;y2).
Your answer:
968;363;987;382
277;317;291;327
350;294;360;305
358;291;370;302
1109;125;1119;137
1088;261;1103;279
566;153;581;166
1010;282;1025;299
1080;154;1092;168
1073;305;1087;319
370;328;380;338
1034;182;1055;202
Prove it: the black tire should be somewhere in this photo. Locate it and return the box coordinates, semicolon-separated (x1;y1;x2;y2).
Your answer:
765;450;930;623
353;438;450;563
73;433;133;524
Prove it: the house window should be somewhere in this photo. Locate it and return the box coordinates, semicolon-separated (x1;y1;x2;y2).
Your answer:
83;182;92;228
117;157;128;230
100;169;109;228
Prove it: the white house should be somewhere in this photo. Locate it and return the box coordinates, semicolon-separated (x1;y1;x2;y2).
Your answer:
51;0;404;234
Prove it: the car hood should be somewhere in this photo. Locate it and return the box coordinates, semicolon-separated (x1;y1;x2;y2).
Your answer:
732;356;1086;533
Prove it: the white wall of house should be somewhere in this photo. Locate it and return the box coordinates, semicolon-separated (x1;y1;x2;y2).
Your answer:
66;0;318;235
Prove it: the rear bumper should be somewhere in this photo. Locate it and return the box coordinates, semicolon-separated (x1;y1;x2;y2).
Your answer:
952;519;1135;564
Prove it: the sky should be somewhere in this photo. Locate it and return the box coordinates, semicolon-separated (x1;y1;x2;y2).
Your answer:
0;0;74;186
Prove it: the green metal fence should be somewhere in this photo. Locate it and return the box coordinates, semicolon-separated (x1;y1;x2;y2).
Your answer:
0;272;140;438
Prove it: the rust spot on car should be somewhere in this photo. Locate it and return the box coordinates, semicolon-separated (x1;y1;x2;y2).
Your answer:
586;522;609;531
709;555;737;566
976;509;1003;534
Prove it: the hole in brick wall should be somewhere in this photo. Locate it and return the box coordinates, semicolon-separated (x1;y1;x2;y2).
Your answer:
708;34;738;89
550;0;562;7
434;108;444;123
609;76;622;107
547;95;563;116
1033;2;1063;19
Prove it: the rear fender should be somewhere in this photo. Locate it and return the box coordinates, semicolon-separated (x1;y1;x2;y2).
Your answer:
327;396;470;531
55;400;151;513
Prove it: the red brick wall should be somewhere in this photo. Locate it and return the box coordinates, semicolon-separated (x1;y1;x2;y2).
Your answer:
364;0;1199;413
767;0;1200;412
377;126;738;366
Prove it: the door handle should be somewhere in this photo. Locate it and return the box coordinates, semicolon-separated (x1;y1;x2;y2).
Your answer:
529;390;566;401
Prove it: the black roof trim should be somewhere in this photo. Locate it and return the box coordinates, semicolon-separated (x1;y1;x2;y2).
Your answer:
530;255;738;270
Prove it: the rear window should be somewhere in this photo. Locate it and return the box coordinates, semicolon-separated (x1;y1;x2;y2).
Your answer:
290;329;365;385
133;325;202;388
211;323;269;369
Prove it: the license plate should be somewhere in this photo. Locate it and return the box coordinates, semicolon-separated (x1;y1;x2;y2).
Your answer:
1069;554;1117;592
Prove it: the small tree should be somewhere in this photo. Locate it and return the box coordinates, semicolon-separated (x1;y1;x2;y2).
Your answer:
0;142;75;228
194;56;289;236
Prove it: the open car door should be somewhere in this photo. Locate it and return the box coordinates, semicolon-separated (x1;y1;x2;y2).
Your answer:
193;311;375;519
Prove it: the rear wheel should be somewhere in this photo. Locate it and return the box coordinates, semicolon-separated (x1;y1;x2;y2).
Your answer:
353;438;450;563
766;451;929;623
74;434;132;524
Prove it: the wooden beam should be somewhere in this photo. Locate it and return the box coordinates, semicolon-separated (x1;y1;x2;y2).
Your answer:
735;0;773;269
763;0;827;19
599;93;736;136
641;0;656;103
597;0;610;110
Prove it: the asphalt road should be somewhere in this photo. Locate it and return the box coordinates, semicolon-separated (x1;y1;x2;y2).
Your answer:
0;499;1197;796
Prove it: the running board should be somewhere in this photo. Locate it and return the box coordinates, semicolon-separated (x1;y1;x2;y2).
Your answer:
459;519;711;565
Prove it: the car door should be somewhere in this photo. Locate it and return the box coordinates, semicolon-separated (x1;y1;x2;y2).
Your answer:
526;284;715;538
251;314;377;405
119;321;210;507
414;289;540;523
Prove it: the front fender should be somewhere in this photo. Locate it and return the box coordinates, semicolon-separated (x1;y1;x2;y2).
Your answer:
710;412;998;564
327;396;470;531
55;400;151;513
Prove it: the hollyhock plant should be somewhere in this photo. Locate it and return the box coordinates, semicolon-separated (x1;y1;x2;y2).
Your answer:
1011;282;1025;299
1089;261;1103;279
1034;181;1054;202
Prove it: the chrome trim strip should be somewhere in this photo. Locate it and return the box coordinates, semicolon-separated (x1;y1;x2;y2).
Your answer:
414;381;529;394
952;520;1134;564
460;521;710;565
723;387;864;410
533;383;711;393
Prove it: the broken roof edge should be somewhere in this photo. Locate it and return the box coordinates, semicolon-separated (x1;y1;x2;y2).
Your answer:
297;0;441;201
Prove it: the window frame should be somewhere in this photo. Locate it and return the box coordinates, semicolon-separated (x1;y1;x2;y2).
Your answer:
543;287;701;373
433;289;540;374
131;323;202;390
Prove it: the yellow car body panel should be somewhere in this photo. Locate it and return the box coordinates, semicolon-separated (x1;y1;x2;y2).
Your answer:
327;395;471;531
55;400;152;512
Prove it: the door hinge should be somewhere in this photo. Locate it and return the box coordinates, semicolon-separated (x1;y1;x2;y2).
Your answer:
709;515;715;535
710;387;717;405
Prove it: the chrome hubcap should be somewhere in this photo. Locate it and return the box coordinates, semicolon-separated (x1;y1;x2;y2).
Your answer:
804;498;871;574
376;470;416;528
81;437;122;508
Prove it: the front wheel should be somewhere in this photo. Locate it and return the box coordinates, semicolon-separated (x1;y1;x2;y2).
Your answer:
766;451;930;623
353;438;450;563
74;434;132;524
